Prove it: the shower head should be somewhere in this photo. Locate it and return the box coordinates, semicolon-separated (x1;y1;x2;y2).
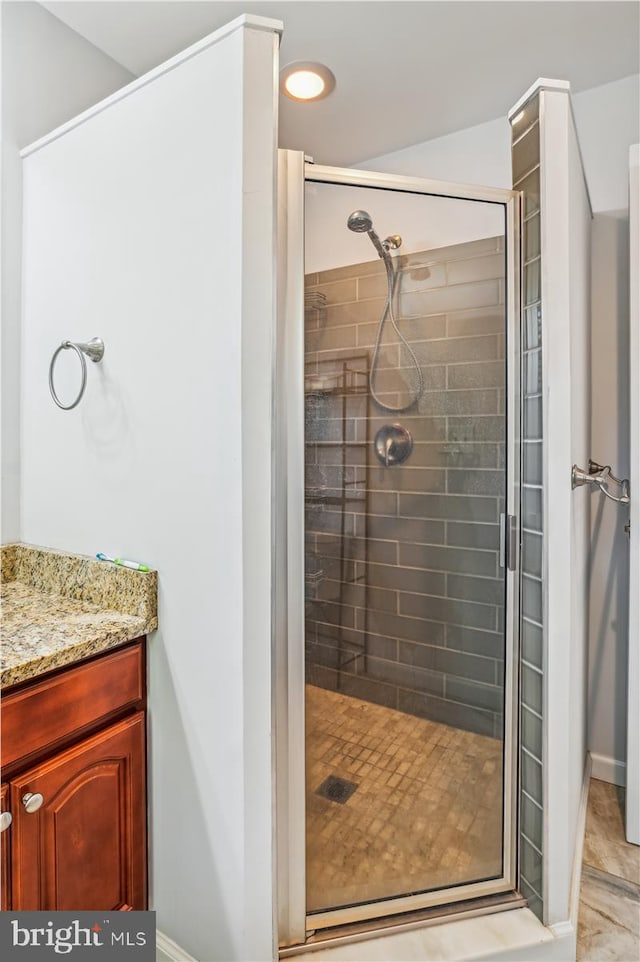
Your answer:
347;208;387;261
347;210;373;233
347;210;402;265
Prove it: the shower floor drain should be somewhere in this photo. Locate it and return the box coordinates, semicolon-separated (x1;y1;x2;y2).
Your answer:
316;775;358;804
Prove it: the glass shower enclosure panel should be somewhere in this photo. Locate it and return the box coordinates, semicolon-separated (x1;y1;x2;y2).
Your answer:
301;174;519;926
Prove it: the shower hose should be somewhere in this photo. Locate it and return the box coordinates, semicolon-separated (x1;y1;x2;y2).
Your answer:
369;255;424;412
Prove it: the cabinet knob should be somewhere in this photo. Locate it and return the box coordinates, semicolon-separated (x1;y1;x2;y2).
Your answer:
0;811;12;832
22;792;44;814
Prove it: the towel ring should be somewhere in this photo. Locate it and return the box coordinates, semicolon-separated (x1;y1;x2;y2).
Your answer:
49;338;105;410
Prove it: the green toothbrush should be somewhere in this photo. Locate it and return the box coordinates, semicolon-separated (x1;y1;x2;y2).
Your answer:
96;552;149;572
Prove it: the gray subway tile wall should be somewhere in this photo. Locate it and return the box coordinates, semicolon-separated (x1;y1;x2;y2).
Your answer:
513;92;545;921
304;235;507;741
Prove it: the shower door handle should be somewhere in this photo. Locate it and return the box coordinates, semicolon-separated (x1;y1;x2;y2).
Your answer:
500;514;517;571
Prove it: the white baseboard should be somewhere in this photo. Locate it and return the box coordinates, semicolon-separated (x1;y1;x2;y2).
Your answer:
589;752;626;787
156;930;198;962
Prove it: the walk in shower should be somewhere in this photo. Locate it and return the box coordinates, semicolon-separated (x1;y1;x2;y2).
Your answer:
276;157;521;944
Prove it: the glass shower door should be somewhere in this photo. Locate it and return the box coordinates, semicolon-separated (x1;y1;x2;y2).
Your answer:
276;155;521;941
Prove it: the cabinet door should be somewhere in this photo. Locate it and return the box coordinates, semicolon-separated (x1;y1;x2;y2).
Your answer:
1;783;10;910
11;713;146;910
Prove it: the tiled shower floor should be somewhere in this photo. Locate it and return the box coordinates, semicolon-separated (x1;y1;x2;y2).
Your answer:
306;684;504;914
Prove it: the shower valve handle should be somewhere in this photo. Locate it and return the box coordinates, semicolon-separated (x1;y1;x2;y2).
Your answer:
374;424;413;467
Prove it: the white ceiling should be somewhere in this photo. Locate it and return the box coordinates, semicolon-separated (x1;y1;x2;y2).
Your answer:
41;1;640;166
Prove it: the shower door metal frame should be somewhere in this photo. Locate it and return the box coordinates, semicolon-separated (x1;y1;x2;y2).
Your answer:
275;149;522;946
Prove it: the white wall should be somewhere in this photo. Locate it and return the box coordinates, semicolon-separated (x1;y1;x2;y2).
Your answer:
359;115;513;188
536;85;592;927
572;75;640;213
578;78;639;787
588;211;631;785
0;0;132;543
19;16;280;961
584;80;639;787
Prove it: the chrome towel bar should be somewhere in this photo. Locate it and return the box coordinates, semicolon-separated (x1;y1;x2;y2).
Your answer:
572;459;630;504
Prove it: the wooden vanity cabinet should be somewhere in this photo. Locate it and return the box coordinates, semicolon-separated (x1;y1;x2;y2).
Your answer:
0;639;147;911
1;782;9;911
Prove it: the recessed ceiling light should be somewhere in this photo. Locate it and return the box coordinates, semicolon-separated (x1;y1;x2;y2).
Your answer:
280;61;336;102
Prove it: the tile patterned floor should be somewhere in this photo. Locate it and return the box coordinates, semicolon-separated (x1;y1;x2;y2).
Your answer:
305;684;504;914
582;779;640;885
577;778;640;961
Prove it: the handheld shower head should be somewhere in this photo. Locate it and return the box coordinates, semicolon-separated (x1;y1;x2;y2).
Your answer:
347;210;373;233
347;211;402;262
347;209;388;260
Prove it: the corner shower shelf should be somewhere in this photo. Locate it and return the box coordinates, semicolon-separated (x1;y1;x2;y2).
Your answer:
304;386;368;397
304;353;372;688
304;368;368;397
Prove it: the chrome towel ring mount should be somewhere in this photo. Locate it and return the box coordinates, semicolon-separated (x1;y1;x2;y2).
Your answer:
572;459;630;504
49;337;105;410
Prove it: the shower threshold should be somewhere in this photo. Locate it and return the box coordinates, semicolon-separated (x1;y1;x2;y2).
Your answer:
279;891;526;958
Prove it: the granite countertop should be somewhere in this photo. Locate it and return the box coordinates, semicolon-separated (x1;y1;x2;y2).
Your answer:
1;543;157;689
